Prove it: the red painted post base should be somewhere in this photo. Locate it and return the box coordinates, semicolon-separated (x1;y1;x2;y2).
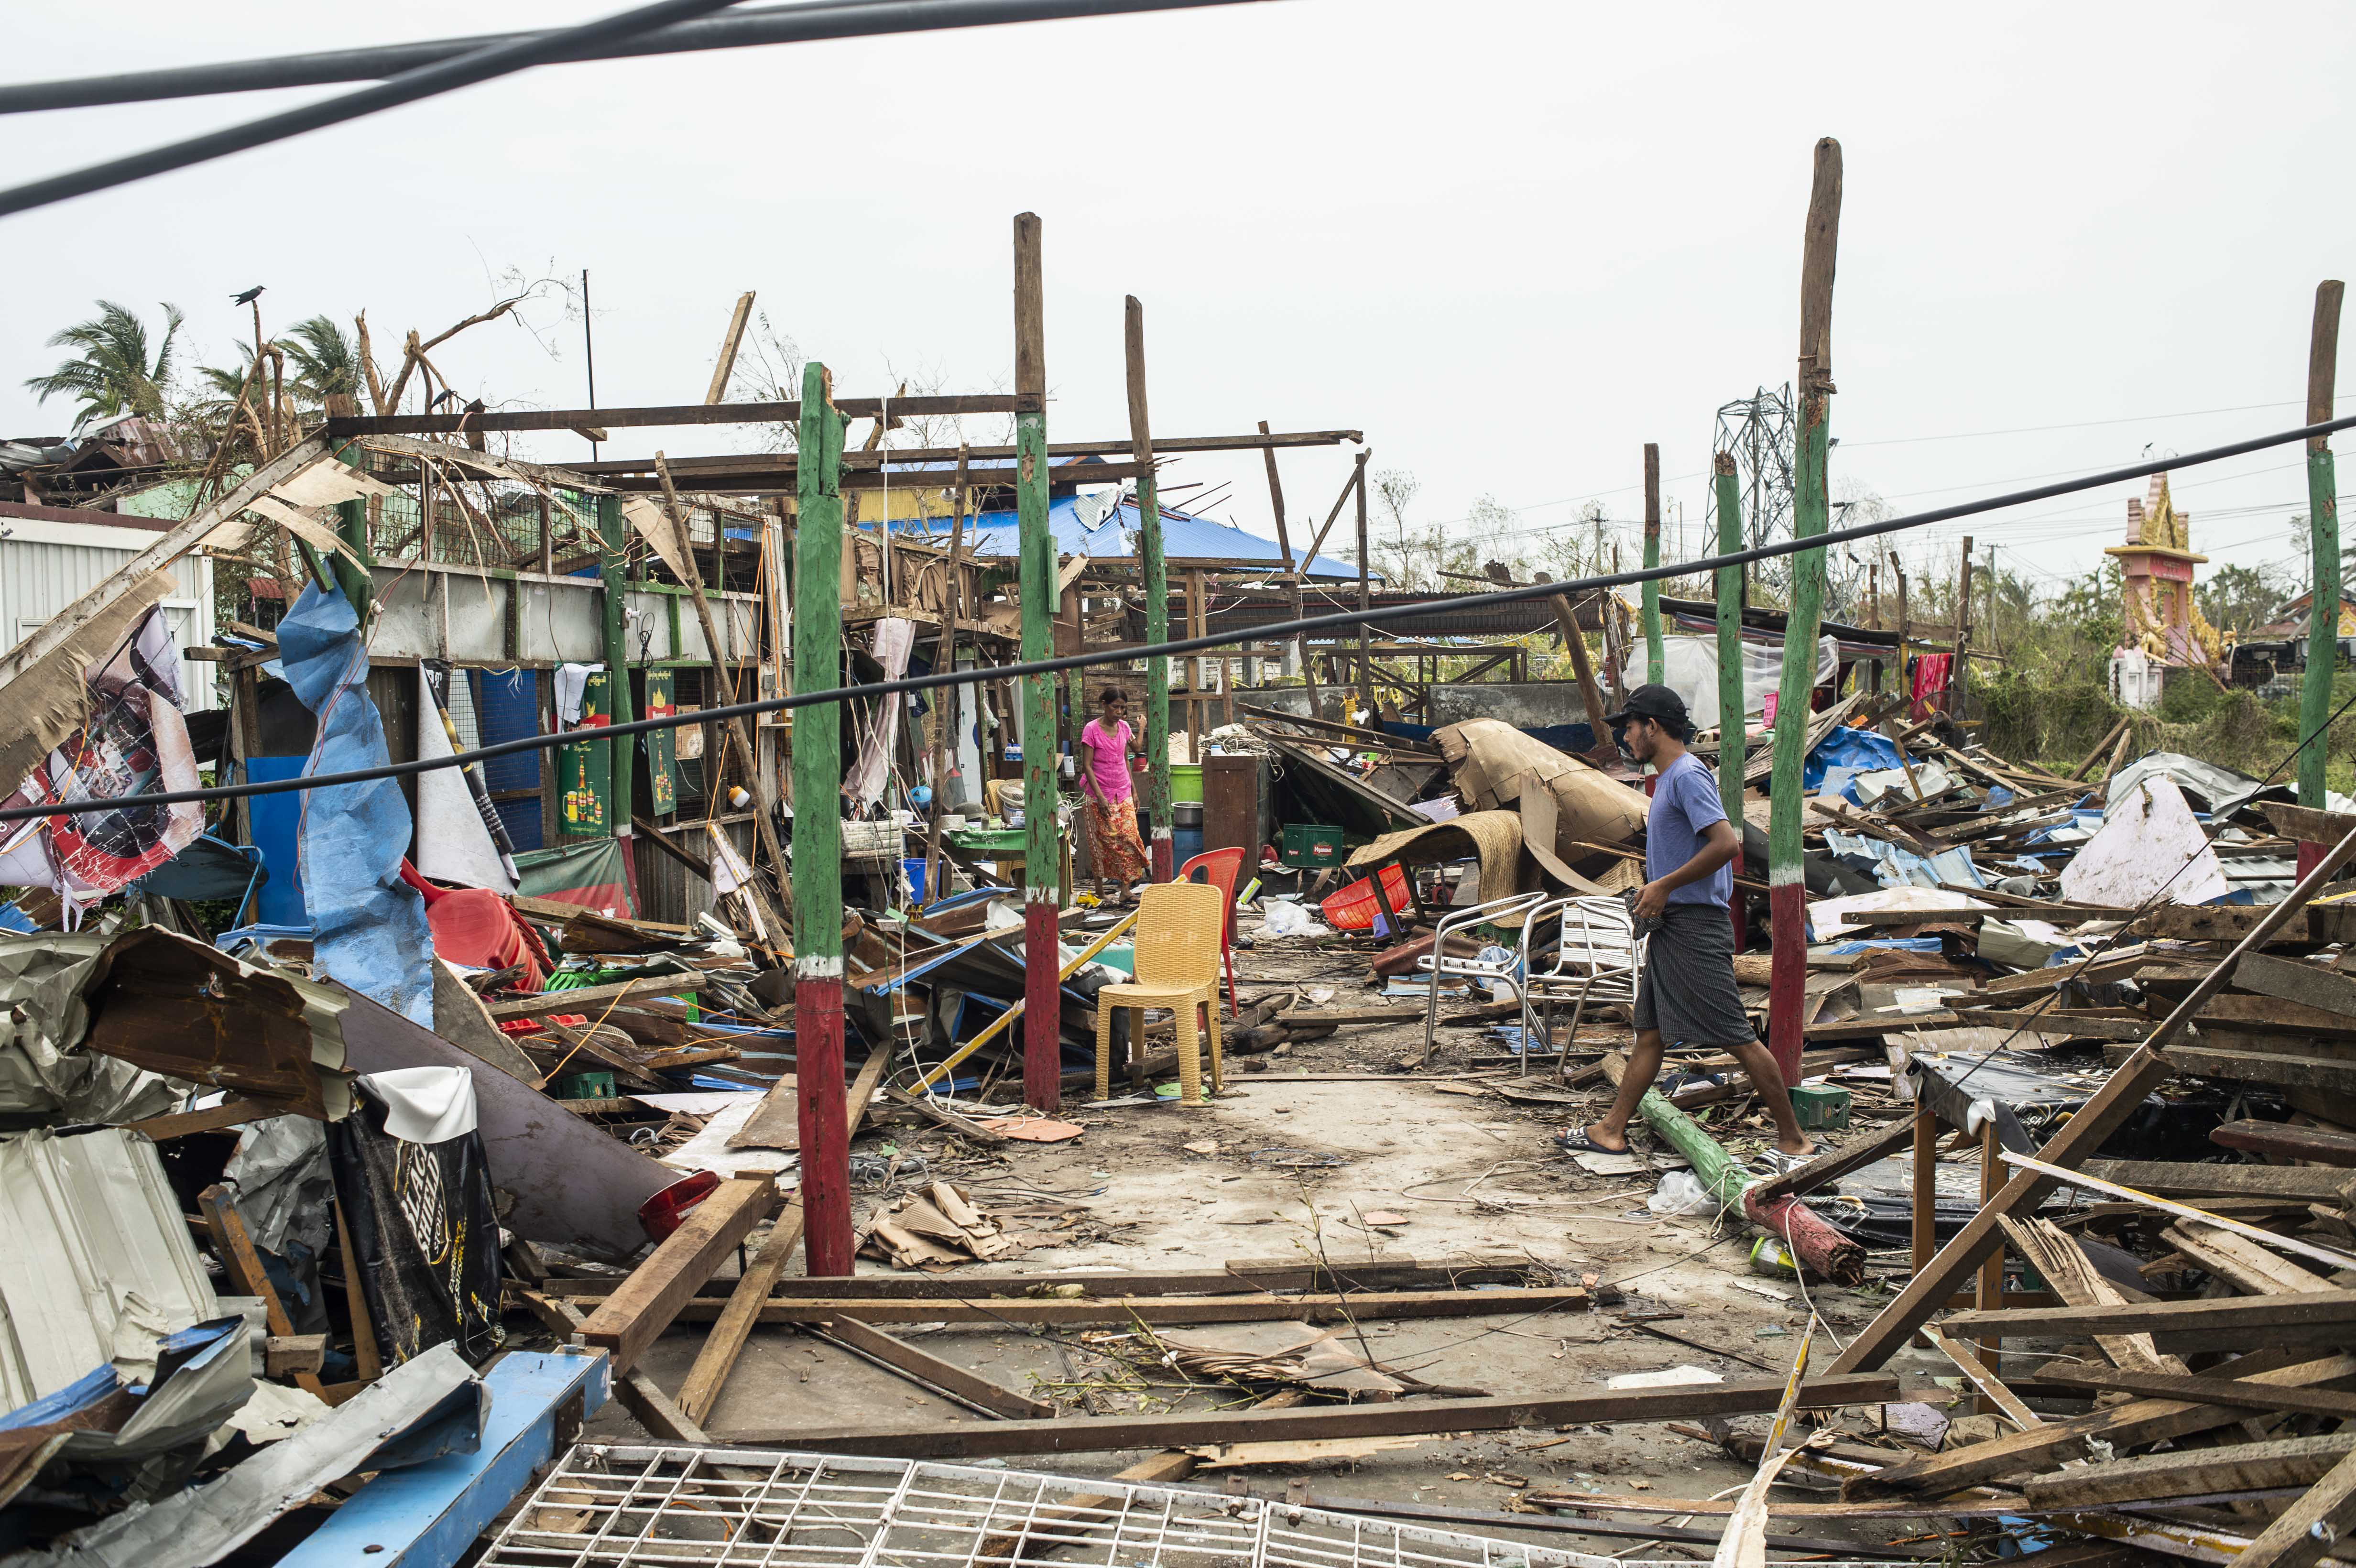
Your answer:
1728;889;1745;953
2300;840;2326;881
1151;830;1173;883
793;972;853;1276
1024;897;1062;1113
1766;881;1808;1085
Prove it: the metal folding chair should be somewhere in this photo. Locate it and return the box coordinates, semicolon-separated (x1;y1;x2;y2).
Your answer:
1415;889;1552;1062
1521;895;1645;1078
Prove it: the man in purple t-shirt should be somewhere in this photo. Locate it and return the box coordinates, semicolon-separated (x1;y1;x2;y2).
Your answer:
1563;684;1815;1163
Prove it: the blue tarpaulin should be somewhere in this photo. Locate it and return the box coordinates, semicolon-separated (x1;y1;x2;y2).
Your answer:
279;582;434;1024
1803;724;1904;792
889;495;1363;579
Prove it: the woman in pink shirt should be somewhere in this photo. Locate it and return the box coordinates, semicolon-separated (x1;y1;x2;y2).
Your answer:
1079;686;1150;902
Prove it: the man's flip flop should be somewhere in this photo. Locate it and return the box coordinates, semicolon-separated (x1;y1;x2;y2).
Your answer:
1555;1129;1630;1157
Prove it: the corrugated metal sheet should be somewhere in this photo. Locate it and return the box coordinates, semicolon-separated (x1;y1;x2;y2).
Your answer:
0;1126;221;1408
0;517;217;710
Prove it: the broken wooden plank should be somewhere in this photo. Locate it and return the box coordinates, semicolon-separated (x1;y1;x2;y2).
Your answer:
574;1170;780;1372
2021;1432;2356;1510
2212;1118;2356;1167
2219;1444;2356;1568
2162;1220;2337;1295
814;1315;1055;1419
1748;1118;1913;1205
1921;1324;2043;1430
1948;1008;2147;1040
574;1285;1594;1328
538;1254;1545;1300
714;1372;1902;1458
2081;1158;2356;1203
1941;1291;2356;1354
199;1183;327;1397
518;1289;709;1444
2029;1367;2356;1420
881;1084;1010;1144
123;1096;283;1141
1998;1214;2182;1378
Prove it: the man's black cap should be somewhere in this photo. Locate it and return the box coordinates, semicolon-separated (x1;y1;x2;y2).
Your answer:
1604;683;1689;729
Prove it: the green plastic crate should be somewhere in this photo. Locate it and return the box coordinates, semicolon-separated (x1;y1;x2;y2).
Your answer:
554;1070;616;1102
1281;823;1346;869
1788;1083;1851;1132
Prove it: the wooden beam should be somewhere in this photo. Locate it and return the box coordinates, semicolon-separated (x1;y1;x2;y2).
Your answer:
2235;952;2356;1019
2211;1117;2356;1167
2215;1448;2356;1568
530;1254;1541;1301
2029;1367;2356;1420
122;1096;284;1142
1942;1291;2356;1353
704;292;755;404
574;1171;781;1372
574;428;1363;476
572;1285;1595;1329
1921;1324;2041;1430
673;1041;891;1424
1748;1118;1913;1205
2021;1432;2356;1510
518;1290;709;1444
712;1373;1900;1457
813;1315;1055;1418
2080;1158;2356;1203
198;1184;326;1396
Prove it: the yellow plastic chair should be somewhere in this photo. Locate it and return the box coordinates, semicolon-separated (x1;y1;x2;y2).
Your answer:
1094;880;1227;1104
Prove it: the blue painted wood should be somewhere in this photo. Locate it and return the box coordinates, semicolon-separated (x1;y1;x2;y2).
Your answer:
280;1348;609;1568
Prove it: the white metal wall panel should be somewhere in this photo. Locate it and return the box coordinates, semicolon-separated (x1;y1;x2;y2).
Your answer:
0;523;217;710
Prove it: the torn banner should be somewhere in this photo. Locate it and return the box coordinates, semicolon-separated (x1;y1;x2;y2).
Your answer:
0;606;202;918
416;660;518;893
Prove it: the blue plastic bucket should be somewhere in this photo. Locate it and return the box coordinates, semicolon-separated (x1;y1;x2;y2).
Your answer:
903;857;927;905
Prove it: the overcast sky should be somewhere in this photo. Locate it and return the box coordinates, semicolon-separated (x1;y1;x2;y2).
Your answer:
5;2;2353;604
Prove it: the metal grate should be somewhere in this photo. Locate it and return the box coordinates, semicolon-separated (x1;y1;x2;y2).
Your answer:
479;1448;1903;1568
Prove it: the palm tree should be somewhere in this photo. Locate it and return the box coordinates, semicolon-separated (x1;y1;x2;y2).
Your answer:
279;314;358;407
22;300;183;428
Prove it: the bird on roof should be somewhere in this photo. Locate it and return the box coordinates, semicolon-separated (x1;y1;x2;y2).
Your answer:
230;285;264;306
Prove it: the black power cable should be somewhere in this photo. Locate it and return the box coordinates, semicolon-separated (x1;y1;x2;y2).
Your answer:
0;0;1267;117
0;0;782;219
9;405;2356;825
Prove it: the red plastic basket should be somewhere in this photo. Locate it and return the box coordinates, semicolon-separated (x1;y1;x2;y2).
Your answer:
1320;864;1412;932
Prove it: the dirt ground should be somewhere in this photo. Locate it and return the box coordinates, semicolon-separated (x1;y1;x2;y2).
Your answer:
579;931;1953;1557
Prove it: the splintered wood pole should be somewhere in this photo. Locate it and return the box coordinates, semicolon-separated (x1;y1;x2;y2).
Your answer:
1014;214;1062;1113
2301;280;2345;878
1767;137;1842;1086
1714;452;1746;950
597;492;637;903
1643;442;1665;686
790;361;852;1274
923;446;971;908
1953;535;1975;720
1260;420;1322;719
704;291;755;404
1127;297;1172;882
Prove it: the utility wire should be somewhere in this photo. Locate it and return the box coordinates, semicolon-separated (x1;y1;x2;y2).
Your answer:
0;0;1263;116
12;404;2356;825
0;0;752;219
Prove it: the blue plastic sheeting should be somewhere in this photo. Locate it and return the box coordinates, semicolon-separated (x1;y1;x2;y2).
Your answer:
1822;828;1986;891
888;496;1362;579
1823;936;1945;955
246;755;309;926
470;669;544;852
279;583;434;1025
0;903;35;935
1803;725;1904;792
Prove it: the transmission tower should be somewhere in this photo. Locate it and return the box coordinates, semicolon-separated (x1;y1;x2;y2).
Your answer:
1705;384;1798;597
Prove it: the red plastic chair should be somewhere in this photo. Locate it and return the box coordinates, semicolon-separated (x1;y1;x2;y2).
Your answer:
1177;845;1245;1016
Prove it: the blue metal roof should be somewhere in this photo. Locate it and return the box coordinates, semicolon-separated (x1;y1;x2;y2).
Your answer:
883;496;1361;579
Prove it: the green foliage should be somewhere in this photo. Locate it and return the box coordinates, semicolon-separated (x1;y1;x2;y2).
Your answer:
279;315;359;404
22;300;184;428
2195;563;2284;639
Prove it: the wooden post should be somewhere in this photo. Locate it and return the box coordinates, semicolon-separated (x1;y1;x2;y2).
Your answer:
597;492;638;906
923;448;971;908
1767;137;1842;1087
1642;442;1664;686
2302;280;2346;878
1185;570;1205;760
1714;453;1746;950
790;362;852;1275
1014;213;1061;1114
1890;549;1912;715
704;291;755;404
1910;1101;1937;1281
1127;298;1172;882
1952;535;1974;720
1258;420;1322;719
1354;454;1374;719
1976;1117;2004;1405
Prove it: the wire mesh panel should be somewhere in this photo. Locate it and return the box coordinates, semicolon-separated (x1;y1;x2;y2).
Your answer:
480;1448;1909;1568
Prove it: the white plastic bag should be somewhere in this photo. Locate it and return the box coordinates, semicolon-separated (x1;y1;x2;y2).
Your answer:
1259;900;1331;940
1647;1169;1717;1217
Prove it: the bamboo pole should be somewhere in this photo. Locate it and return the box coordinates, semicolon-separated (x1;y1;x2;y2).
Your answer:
2301;280;2345;878
1127;298;1172;882
1642;441;1664;686
1714;453;1746;950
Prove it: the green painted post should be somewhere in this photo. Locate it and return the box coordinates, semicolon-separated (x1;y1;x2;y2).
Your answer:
1126;296;1172;882
1643;442;1664;686
790;361;854;1274
1714;453;1745;950
2301;280;2345;873
1014;214;1062;1113
596;492;637;877
1768;138;1843;1086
